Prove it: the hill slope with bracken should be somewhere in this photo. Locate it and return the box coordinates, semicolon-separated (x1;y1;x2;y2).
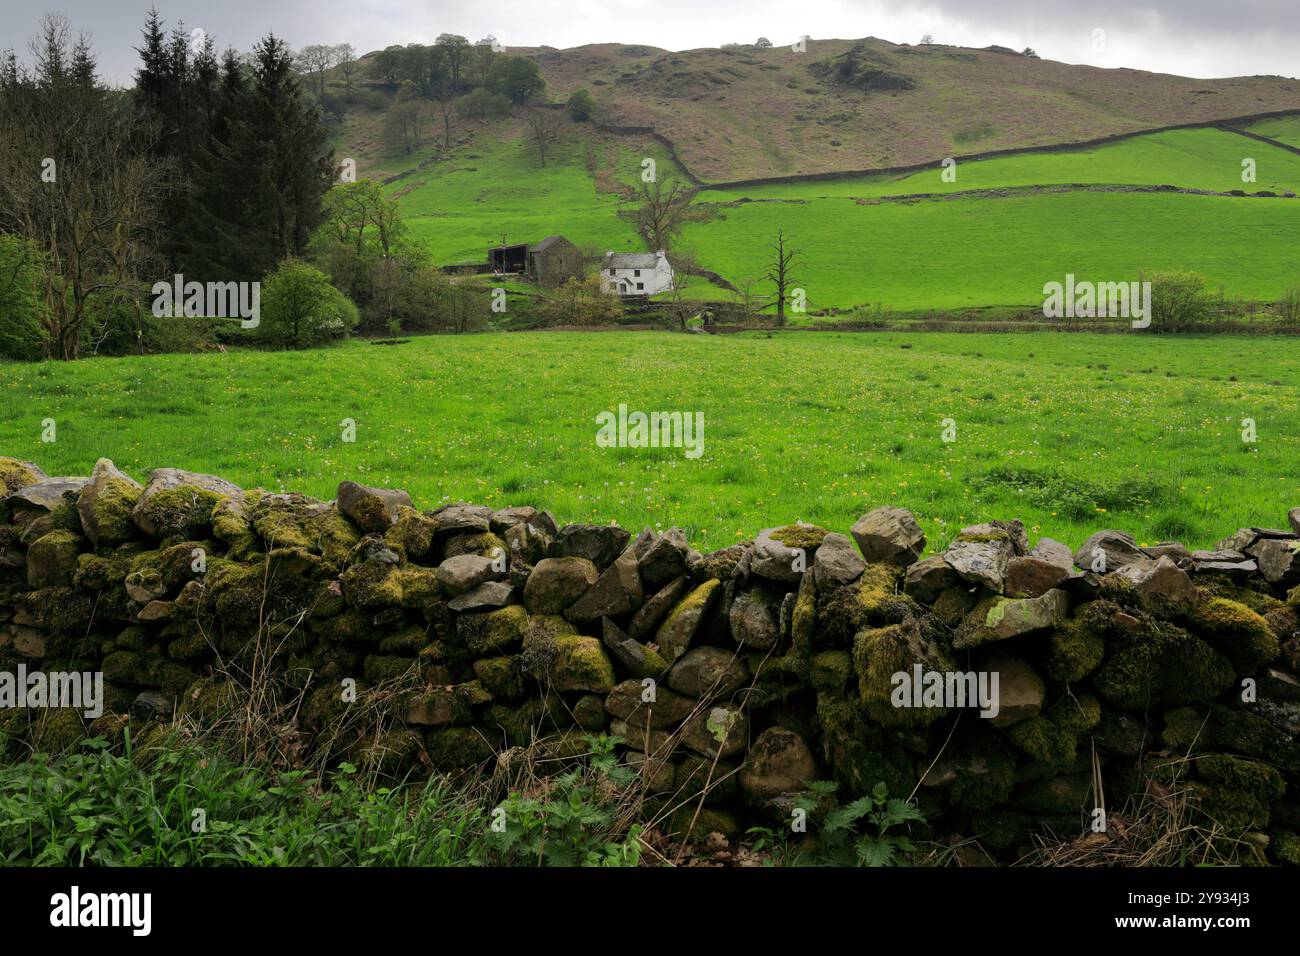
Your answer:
511;37;1300;181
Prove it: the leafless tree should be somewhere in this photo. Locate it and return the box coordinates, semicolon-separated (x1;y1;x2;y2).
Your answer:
431;79;457;151
296;43;335;96
334;43;357;94
763;227;803;325
0;14;169;359
522;106;561;167
621;175;694;251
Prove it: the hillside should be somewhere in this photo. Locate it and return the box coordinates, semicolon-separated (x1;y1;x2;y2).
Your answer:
512;38;1300;181
327;38;1300;310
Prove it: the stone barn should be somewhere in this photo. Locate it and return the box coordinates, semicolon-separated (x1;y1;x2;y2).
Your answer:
487;235;582;287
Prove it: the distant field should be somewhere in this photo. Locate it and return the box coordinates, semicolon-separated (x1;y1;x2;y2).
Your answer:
382;121;1300;310
1246;115;1300;149
392;129;649;264
696;127;1300;199
4;332;1297;554
683;191;1300;310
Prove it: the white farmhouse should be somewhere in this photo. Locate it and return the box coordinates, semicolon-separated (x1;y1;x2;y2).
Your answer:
601;250;674;296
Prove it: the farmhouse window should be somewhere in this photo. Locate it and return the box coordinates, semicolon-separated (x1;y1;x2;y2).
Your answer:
634;270;641;277
637;282;644;290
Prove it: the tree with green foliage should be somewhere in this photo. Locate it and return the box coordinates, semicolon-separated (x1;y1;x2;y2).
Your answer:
258;258;358;348
487;55;544;104
435;34;471;90
0;236;47;360
566;88;595;121
188;33;335;281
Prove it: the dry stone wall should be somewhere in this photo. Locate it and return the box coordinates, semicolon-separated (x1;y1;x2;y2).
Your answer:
3;455;1300;861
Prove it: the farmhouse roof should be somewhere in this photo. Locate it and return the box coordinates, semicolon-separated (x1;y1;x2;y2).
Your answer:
604;251;663;269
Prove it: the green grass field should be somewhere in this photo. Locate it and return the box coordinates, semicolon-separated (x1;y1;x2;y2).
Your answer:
697;127;1300;199
683;191;1300;310
1245;115;1300;149
383;123;1300;310
4;332;1297;555
393;131;649;264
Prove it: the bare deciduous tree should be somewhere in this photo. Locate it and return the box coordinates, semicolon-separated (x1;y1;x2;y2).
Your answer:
522;105;561;167
296;43;335;96
334;43;357;94
0;14;168;359
621;175;694;252
763;227;803;326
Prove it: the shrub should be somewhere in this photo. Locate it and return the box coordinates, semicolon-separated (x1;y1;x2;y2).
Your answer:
258;258;358;349
1274;287;1300;326
1142;270;1211;331
457;88;512;122
538;275;622;326
566;88;595;122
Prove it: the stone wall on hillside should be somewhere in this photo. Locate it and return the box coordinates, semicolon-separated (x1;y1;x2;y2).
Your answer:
2;455;1300;862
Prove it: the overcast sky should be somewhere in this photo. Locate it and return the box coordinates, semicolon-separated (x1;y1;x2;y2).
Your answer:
3;0;1297;85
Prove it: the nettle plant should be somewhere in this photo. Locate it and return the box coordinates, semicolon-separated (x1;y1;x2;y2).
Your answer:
794;781;928;867
484;735;644;867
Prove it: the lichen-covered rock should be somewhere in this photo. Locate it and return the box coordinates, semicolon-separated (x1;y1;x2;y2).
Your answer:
852;619;954;727
1094;612;1234;709
812;531;866;591
1116;555;1202;617
680;703;748;759
667;646;750;698
131;468;243;540
637;527;690;589
729;586;780;650
1188;597;1279;674
1073;529;1146;573
655;578;721;663
739;726;816;804
459;604;529;657
851;506;926;566
605;678;696;728
76;458;142;546
26;530;84;588
629;574;688;640
750;524;827;583
943;526;1017;592
689;543;749;585
435;553;500;596
336;480;412;533
250;493;360;567
0;457;46;498
954;589;1069;649
903;555;957;603
565;545;643;623
547;523;630;571
473;654;527;702
545;635;615;693
1248;538;1300;588
600;617;668;679
522;556;598;614
1043;614;1106;682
